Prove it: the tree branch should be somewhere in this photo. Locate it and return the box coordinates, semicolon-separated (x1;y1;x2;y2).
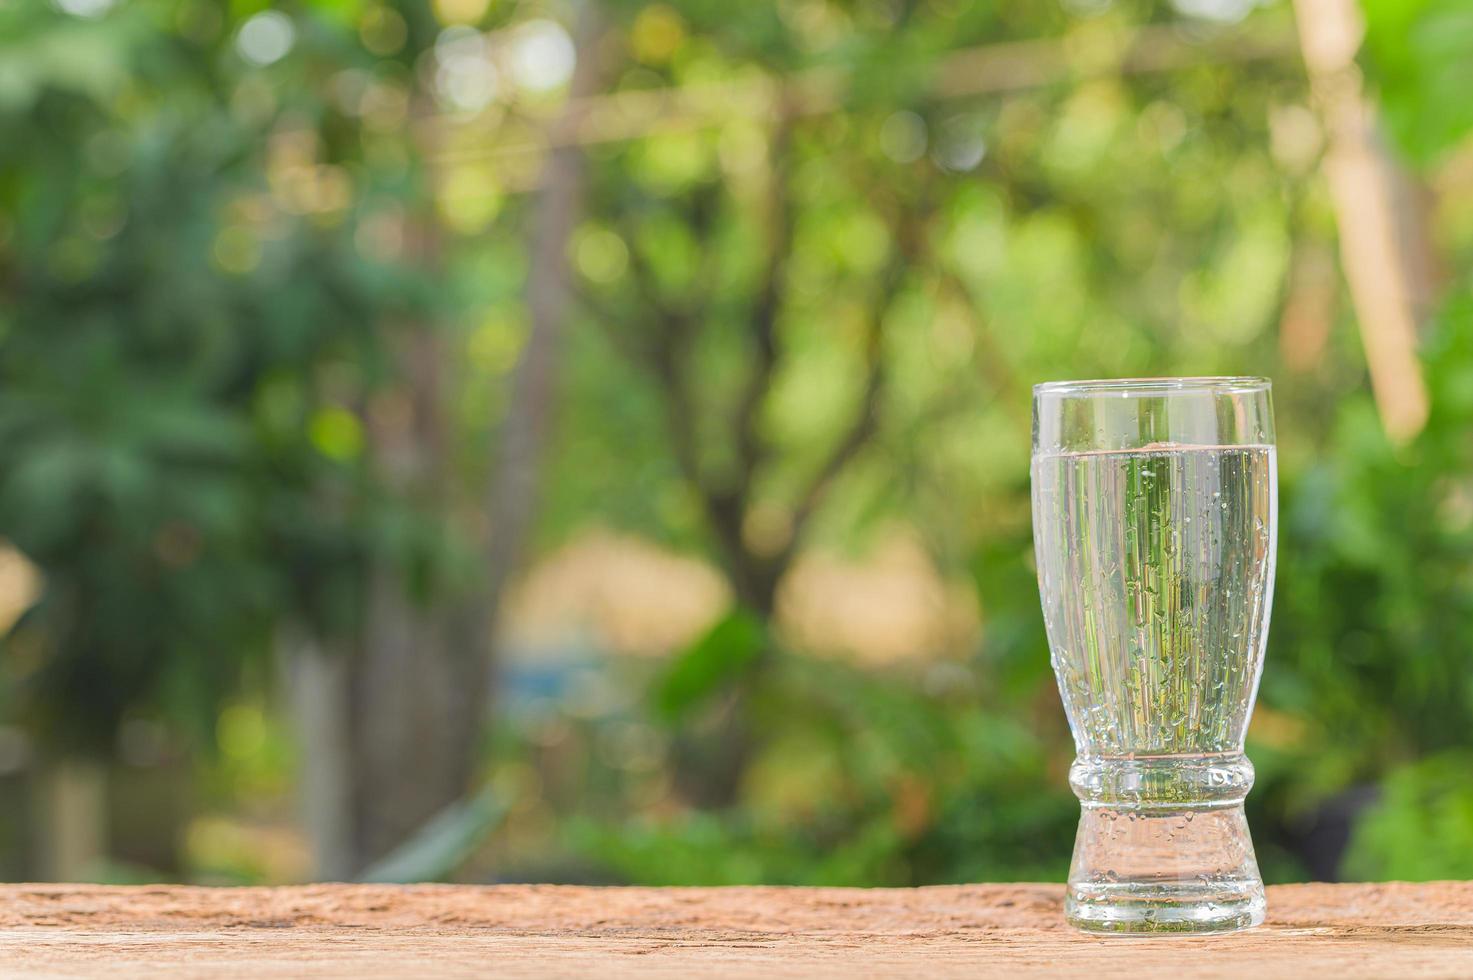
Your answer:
571;282;652;369
780;190;931;561
935;267;1030;432
731;113;797;500
476;1;609;673
427;25;1298;183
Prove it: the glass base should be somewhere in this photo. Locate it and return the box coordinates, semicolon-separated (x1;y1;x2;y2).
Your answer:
1066;879;1265;934
1065;802;1265;934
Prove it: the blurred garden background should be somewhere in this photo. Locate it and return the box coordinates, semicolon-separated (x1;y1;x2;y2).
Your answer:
1;0;1472;887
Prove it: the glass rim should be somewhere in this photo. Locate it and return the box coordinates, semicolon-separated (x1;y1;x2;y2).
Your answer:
1033;376;1271;396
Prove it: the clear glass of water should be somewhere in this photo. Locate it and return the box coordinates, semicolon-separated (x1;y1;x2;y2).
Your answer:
1031;377;1276;933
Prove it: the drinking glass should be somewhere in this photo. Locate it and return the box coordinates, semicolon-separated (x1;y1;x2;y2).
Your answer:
1030;377;1276;933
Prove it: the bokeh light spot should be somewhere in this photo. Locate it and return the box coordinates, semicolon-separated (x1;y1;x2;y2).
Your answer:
634;131;710;192
1172;0;1260;23
212;225;261;275
469;316;527;374
507;19;576;93
434;0;491;26
632;5;686;65
217;705;267;761
835;210;890;272
435;27;500;113
879;111;927;163
933;115;987;172
1062;0;1113;16
436;166;502;234
237;11;296;67
309;407;365;461
359;6;408;56
573;226;630;284
52;0;115;18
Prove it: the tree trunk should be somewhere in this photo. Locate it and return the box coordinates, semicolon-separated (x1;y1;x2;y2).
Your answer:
283;225;484;875
34;757;107;881
287;5;609;879
285;571;486;877
669;556;780;810
351;571;483;867
282;628;354;881
349;296;498;871
474;2;607;676
450;0;610;743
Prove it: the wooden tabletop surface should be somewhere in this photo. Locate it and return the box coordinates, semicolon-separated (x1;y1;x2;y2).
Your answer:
0;881;1470;977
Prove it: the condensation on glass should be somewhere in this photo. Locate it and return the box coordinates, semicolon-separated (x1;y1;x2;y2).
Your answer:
1031;378;1276;933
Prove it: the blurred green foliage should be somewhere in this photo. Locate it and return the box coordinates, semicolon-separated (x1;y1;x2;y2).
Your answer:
0;0;450;753
1290;9;1473;877
1344;752;1473;881
0;0;1471;888
1359;0;1473;165
655;609;767;723
578;649;1076;886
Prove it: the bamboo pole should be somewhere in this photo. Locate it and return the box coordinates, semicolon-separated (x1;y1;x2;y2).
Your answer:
1293;0;1431;441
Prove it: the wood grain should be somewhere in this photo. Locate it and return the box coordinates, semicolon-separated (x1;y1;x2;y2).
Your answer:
0;882;1470;977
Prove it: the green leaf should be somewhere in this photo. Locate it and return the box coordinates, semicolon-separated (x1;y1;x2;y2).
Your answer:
654;607;768;722
357;785;506;883
1343;753;1473;881
1360;0;1473;166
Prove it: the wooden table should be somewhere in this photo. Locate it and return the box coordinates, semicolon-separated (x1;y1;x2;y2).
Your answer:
0;882;1469;977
